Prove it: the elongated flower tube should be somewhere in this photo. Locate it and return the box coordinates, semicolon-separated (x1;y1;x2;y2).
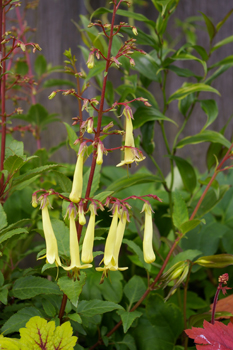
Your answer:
69;146;85;203
117;106;145;167
81;204;96;263
96;142;104;165
40;197;61;266
103;205;119;266
141;202;156;264
78;202;86;226
63;205;92;272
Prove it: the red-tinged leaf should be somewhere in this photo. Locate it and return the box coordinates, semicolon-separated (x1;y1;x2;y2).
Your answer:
210;294;233;320
185;319;233;349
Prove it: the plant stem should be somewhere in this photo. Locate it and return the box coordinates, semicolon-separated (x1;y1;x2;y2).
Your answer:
0;3;6;191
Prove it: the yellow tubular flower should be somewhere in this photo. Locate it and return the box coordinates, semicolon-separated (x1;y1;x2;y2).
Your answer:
63;209;92;271
103;206;119;266
78;204;86;226
117;107;145;167
69;150;84;203
81;204;96;263
142;202;156;264
41;199;61;266
96;143;103;165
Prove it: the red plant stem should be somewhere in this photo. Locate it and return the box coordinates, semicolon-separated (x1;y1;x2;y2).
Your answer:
0;4;6;191
59;0;118;322
211;286;221;325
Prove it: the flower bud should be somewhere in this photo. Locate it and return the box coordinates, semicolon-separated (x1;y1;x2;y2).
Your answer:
86;52;94;69
132;26;138;35
194;254;233;268
87;118;94;133
32;193;38;208
96;142;104;165
48;91;57;100
78;203;86;226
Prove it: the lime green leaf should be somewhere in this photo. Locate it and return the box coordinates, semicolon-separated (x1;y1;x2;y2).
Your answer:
0;228;27;244
63;122;79;153
201;12;216;42
176;130;231;149
124;276;147;307
211;34;233;52
19;316;77;350
77;299;123;317
58;274;86;308
168;83;220;103
117;310;142;333
133;107;177;128
35;55;47;77
169;156;196;193
206;64;233;85
173;190;189;229
0;335;20;349
2;307;42;335
200;99;218;130
0;204;7;231
12;276;61;300
43;78;76;88
106;174;161;193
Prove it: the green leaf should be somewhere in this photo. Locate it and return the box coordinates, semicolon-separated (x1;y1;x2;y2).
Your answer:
77;299;123;318
0;228;27;244
82;164;101;198
176;130;231;149
68;313;82;324
63;122;79;153
53;171;72;192
179;219;202;235
211;34;233;52
206;64;233;85
0;271;4;287
123;239;151;272
124;276;147;307
99;271;123;303
43;78;76;88
12;276;61;300
106;174;161;193
173;190;189;229
93;191;114;203
19;316;77;350
169;156;196;193
132;52;160;82
117;310;142;333
117;334;137;350
210;55;233;68
201;12;216;42
58;274;86;308
216;9;233;32
4;155;25;174
15;60;28;75
195;185;229;218
200;99;218;130
1;307;42;335
0;204;7;231
171;52;207;76
168;65;197;78
141;121;155;155
50;219;70;257
0;288;8;305
86;61;106;80
168;83;220;103
5;140;24;158
133;107;177;128
34;55;47;77
42;298;56;317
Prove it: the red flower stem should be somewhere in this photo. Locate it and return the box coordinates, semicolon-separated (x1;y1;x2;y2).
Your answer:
211;285;221;325
0;4;6;192
59;1;118;322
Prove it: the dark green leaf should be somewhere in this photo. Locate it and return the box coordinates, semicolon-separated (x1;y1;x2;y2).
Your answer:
179;220;202;235
58;274;86;308
0;204;7;231
124;276;147;306
170;156;196;193
42;298;56;317
117;334;137;350
200;99;218;130
77;299;123;317
0;288;8;305
176;130;231;149
132;52;160;82
133;107;177;128
4;155;25;174
173;190;189;229
106;174;161;193
53;171;72;192
201;12;216;42
117;310;142;333
12;276;61;299
0;228;27;244
141;121;155;155
123;239;151;272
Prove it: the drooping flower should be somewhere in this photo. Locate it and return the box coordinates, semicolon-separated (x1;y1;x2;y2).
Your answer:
103;205;119;266
40;196;61;266
141;202;156;264
81;203;96;263
63;205;92;273
69;145;85;203
78;202;86;226
96;142;104;165
117;106;145;167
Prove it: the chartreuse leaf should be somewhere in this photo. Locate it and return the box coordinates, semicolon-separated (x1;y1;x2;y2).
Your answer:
77;299;123;317
1;307;42;335
106;174;161;193
19;316;77;349
200;12;216;42
0;335;20;349
173;190;189;230
124;276;147;307
12;276;61;299
200;99;218;130
168;83;220;103
58;274;86;308
176;130;231;149
117;310;142;333
133;107;177;128
169;156;196;193
210;55;233;68
0;204;7;230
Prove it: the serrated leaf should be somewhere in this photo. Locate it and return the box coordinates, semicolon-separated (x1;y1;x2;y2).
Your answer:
12;276;61;300
200;99;218;131
168;83;220;103
58;274;86;308
124;276;147;307
0;335;20;349
19;316;77;350
117;310;142;333
1;307;42;335
173;190;189;229
63;122;79;153
106;174;161;193
0;204;7;230
0;228;27;244
133;107;177;128
176;130;231;149
77;299;123;317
